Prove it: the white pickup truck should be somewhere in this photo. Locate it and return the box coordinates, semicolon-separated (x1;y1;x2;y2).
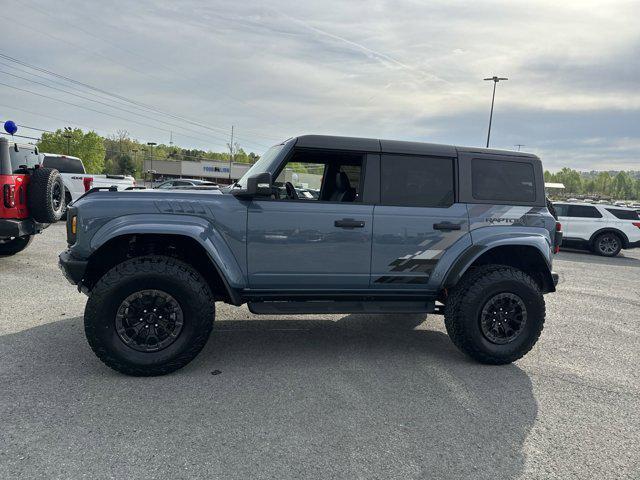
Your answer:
40;154;136;207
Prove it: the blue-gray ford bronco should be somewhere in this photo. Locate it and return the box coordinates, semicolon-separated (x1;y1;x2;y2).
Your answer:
59;135;562;376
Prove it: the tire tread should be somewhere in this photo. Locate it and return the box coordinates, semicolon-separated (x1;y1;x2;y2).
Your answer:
444;265;545;364
84;255;215;376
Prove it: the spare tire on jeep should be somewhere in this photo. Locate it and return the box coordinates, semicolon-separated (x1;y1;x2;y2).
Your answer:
28;167;65;223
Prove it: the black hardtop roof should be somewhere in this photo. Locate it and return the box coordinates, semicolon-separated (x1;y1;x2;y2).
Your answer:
293;134;538;160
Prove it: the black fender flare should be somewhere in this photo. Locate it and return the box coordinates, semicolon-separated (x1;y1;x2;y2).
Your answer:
442;243;556;293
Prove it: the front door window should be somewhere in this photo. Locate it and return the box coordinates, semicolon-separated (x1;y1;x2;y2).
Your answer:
272;149;364;202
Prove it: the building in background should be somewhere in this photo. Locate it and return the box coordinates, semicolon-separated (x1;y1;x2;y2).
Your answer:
143;159;252;184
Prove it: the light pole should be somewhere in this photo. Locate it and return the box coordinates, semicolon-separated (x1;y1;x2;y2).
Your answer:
131;148;139;177
63;126;73;155
483;76;508;148
146;142;157;185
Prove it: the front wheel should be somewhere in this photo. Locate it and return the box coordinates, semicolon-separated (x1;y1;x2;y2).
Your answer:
84;255;215;376
444;265;545;364
0;235;34;256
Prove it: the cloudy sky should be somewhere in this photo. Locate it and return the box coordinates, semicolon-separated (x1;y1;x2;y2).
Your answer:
1;0;638;170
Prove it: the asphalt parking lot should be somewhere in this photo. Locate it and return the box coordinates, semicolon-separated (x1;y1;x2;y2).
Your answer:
1;223;638;480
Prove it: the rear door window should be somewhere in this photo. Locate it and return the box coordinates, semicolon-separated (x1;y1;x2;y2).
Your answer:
605;208;640;220
42;156;85;174
472;159;535;202
381;155;454;207
566;205;602;218
9;146;40;171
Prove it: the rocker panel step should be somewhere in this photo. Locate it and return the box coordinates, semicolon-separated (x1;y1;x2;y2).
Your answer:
248;300;435;315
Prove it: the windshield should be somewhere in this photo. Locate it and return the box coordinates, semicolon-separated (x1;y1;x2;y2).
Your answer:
234;144;284;188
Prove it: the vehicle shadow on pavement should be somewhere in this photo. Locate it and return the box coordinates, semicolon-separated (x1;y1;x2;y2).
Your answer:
1;314;537;480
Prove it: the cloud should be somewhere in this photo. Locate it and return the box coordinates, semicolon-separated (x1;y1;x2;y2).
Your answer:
0;0;638;169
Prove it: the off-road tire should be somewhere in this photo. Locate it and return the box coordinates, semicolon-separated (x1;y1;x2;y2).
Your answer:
0;235;34;256
28;167;65;223
444;265;545;364
592;232;622;257
84;255;215;376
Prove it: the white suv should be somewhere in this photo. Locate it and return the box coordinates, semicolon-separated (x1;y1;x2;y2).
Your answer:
554;202;640;257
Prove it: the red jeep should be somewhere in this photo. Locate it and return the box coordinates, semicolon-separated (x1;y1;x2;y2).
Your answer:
0;137;65;256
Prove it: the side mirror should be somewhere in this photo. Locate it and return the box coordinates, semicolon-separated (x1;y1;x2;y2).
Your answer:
236;172;272;199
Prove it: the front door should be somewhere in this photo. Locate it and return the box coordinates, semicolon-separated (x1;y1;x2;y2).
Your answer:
247;148;373;290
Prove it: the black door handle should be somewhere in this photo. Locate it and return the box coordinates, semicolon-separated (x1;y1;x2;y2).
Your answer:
335;219;365;229
433;222;461;231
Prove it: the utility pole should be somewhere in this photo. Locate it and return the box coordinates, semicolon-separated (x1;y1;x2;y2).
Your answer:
227;125;237;183
169;131;173;146
146;142;157;186
483;76;508;148
514;144;525;151
132;148;139;175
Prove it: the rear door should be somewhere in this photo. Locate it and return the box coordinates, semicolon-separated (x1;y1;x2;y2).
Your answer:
566;204;603;240
371;154;469;289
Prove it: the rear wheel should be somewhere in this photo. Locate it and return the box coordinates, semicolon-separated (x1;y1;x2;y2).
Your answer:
0;235;34;256
84;255;215;376
592;232;622;257
444;265;545;364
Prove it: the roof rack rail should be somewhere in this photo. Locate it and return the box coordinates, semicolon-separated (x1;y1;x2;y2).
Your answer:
86;186;118;194
125;186;147;190
75;185;118;202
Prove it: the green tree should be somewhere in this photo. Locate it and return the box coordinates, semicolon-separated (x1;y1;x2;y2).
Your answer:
113;153;137;176
594;172;612;196
38;128;106;173
583;179;596;195
612;171;634;199
556;168;582;194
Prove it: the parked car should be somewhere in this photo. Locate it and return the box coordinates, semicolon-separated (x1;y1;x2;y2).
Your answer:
1;138;64;255
154;179;218;189
60;135;561;376
554;202;640;256
40;154;135;212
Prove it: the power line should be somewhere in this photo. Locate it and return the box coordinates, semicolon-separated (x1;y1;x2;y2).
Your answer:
0;81;251;149
0;53;274;149
0;133;40;141
19;3;287;140
0;116;258;164
0;69;233;145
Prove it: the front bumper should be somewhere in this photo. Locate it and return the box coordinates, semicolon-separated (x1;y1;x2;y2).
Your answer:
59;250;88;286
0;218;47;238
551;271;559;287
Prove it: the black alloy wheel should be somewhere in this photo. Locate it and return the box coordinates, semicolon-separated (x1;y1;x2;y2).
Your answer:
479;292;528;345
115;289;184;352
52;181;63;211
